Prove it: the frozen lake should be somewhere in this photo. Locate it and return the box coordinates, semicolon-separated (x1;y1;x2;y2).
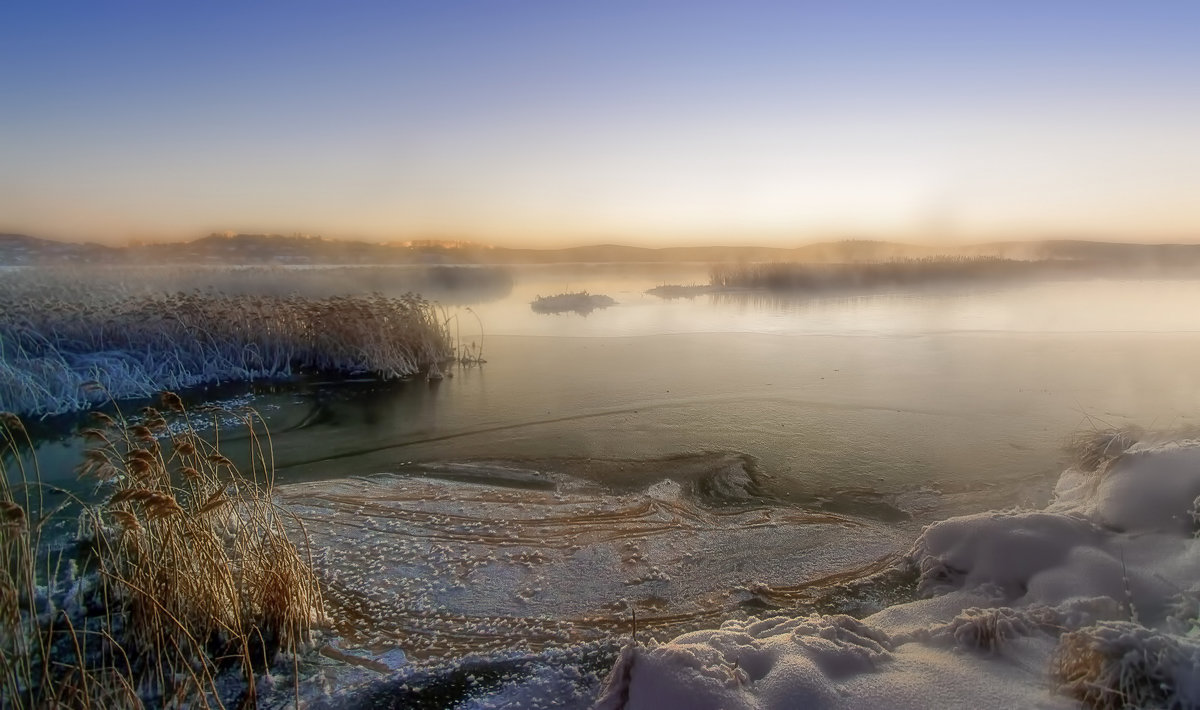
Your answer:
248;267;1200;521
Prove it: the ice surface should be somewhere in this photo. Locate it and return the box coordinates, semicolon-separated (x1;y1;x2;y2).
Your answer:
277;453;908;662
280;441;1200;708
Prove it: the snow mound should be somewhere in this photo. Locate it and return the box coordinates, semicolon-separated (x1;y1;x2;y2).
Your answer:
912;510;1106;599
597;439;1200;709
1051;442;1200;535
595;615;893;710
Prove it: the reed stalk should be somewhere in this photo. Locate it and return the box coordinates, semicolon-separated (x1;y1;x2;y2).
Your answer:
0;394;324;708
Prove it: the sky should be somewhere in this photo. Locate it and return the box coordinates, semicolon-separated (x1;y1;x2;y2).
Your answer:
2;1;1199;248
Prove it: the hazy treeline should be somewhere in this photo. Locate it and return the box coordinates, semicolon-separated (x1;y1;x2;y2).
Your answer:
12;232;1200;270
707;256;1159;291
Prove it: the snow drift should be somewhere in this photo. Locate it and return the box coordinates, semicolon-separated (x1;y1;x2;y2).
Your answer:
594;436;1200;709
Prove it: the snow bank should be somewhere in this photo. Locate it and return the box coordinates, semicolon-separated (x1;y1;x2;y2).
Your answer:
595;439;1200;709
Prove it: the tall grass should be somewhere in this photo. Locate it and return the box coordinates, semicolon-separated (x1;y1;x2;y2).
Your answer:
1;394;324;708
0;277;454;416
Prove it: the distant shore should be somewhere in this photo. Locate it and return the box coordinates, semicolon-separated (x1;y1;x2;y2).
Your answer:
8;231;1200;268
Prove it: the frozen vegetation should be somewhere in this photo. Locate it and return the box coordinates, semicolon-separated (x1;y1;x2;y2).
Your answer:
0;268;454;416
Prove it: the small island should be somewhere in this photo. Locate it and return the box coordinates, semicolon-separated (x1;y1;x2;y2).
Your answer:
530;291;617;315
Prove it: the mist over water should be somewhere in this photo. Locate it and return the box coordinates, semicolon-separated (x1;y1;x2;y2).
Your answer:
13;263;1200;678
26;265;1200;517
227;267;1200;516
191;264;1197;677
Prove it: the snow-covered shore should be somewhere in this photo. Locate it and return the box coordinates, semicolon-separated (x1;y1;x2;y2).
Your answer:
280;434;1200;708
593;435;1200;709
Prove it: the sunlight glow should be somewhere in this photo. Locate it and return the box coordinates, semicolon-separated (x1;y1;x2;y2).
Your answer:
1;2;1197;246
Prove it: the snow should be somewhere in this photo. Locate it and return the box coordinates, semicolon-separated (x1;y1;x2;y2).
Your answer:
276;453;908;662
276;438;1200;708
590;439;1200;709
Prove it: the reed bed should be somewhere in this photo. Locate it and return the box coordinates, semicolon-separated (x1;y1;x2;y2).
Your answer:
709;256;1074;292
1;394;324;708
0;272;454;416
0;264;513;302
530;291;616;315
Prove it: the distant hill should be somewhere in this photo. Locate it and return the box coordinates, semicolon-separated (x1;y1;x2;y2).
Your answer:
3;231;1200;268
0;233;119;265
134;233;425;265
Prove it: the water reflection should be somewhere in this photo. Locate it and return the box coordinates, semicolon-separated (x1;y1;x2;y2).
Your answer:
464;269;1200;337
12;265;1200;525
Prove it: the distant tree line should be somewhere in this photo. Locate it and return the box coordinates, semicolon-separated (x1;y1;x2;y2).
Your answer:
709;257;1101;291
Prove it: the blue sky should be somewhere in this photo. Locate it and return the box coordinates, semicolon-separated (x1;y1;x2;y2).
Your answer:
2;1;1198;246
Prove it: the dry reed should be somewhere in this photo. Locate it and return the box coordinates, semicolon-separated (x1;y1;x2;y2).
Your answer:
1054;621;1199;709
1;393;325;708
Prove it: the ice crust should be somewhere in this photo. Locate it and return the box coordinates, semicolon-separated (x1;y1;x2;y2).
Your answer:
593;440;1200;709
277;454;906;662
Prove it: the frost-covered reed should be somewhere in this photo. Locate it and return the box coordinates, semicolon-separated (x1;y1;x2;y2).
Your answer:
1054;620;1200;710
0;271;454;416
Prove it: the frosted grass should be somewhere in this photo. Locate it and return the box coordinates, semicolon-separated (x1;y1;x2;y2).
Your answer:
0;271;453;416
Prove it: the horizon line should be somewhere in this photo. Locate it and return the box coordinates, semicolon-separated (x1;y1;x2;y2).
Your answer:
6;229;1200;251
